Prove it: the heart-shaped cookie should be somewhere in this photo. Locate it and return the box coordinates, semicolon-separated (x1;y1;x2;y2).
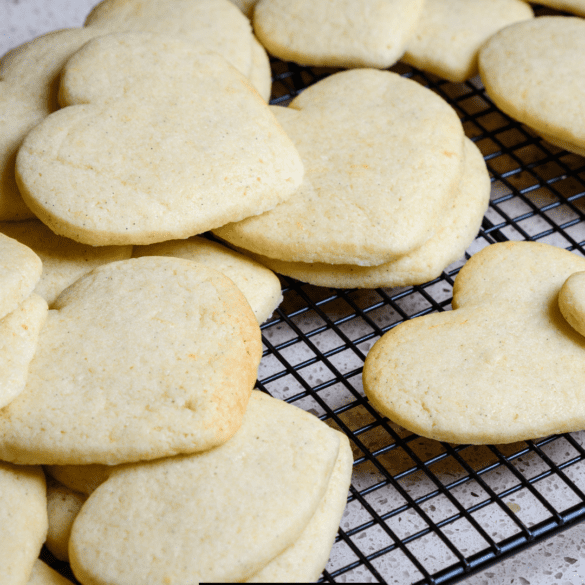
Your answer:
0;256;262;465
363;241;585;444
69;391;344;584
16;33;303;246
215;68;465;266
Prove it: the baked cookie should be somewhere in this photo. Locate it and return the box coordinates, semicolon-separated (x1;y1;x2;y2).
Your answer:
479;16;585;157
241;138;489;288
0;257;262;465
0;294;47;409
0;462;48;585
215;68;465;266
133;236;282;324
0;220;132;306
558;271;585;337
86;0;250;82
69;391;345;584
363;241;585;444
402;0;533;82
16;33;302;246
47;432;352;583
253;0;424;68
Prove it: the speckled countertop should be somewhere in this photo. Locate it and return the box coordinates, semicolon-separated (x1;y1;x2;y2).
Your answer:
2;1;585;583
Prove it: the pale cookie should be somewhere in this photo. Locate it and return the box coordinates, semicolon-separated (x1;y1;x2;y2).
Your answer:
16;33;303;246
133;236;282;324
69;391;341;584
215;69;465;266
0;294;48;409
44;465;110;496
479;17;585;157
402;0;533;82
85;0;254;84
363;241;585;444
0;28;98;220
27;560;74;585
0;257;262;465
0;462;48;585
46;478;87;562
84;0;271;99
242;138;489;288
47;433;352;582
559;271;585;337
0;232;42;320
1;220;132;306
253;0;424;68
247;433;352;583
1;0;271;220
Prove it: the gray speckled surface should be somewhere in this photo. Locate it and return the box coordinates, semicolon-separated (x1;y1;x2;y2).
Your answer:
3;1;585;583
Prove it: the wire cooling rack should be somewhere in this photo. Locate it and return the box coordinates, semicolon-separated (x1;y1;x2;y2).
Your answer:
41;5;585;584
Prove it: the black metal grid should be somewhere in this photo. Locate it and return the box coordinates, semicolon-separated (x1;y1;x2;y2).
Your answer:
42;5;585;583
259;6;585;584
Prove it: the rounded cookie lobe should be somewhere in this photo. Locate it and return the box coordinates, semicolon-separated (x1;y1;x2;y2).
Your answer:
402;0;533;82
69;391;341;584
559;271;585;338
0;256;262;465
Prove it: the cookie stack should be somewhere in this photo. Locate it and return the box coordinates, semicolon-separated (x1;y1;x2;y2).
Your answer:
215;68;490;288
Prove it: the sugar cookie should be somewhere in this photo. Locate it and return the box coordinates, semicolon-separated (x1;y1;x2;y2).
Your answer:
240;138;489;288
479;16;585;157
0;257;262;465
69;391;342;584
364;241;585;444
0;462;47;585
253;0;424;68
402;0;533;82
215;68;465;266
133;236;282;324
16;33;302;246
